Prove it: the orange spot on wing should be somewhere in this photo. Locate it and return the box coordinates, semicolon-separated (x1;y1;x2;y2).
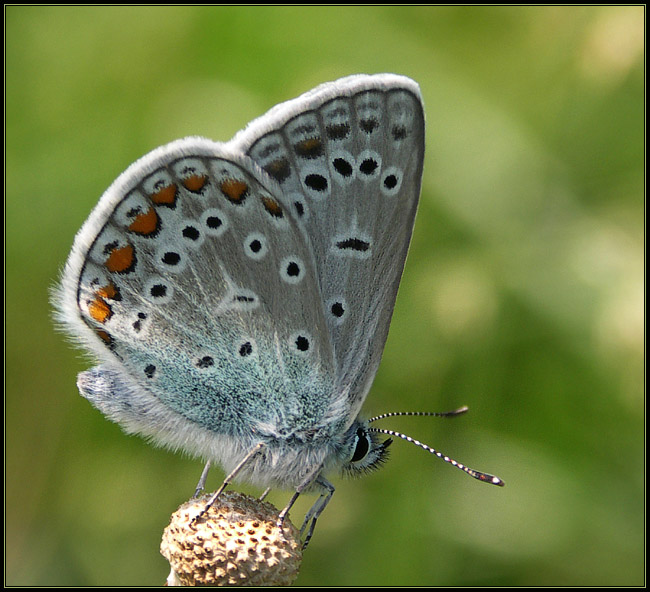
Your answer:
128;207;159;236
220;178;248;203
96;282;118;300
151;184;177;205
295;137;323;158
261;195;283;218
95;329;113;345
183;174;208;192
105;244;135;273
88;296;112;323
264;158;290;182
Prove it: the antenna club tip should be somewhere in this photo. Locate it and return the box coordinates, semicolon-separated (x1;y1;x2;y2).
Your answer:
475;472;505;486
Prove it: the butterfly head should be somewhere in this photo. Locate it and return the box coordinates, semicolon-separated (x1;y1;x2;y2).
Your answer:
337;420;393;478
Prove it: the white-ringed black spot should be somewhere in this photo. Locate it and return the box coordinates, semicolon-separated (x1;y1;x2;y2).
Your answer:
337;238;370;252
356;150;382;181
333;157;354;178
161;251;181;266
182;225;200;241
150;284;167;298
359;158;378;176
380;167;403;195
155;245;186;273
304;173;328;192
327;297;348;326
196;356;214;368
145;277;174;303
244;232;268;260
201;208;229;238
331;301;345;318
225;289;259;312
384;174;398;189
280;256;305;284
239;342;253;357
206;216;222;229
332;234;372;259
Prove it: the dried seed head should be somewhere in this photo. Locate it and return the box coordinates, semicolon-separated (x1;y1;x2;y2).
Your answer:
161;491;302;586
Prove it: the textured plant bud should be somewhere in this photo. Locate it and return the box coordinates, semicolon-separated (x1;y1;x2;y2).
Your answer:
161;491;302;586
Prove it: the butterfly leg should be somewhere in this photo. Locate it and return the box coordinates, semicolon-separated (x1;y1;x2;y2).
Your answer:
193;461;211;498
276;466;322;539
259;487;272;501
277;490;300;529
300;477;335;550
197;443;265;518
277;473;335;550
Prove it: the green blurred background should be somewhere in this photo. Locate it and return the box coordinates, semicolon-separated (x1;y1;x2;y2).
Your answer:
6;5;644;586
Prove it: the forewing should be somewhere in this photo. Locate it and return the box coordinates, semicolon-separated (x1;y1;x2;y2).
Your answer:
234;74;425;422
57;138;336;438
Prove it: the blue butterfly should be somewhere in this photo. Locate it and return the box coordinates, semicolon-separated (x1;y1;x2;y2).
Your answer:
55;74;502;549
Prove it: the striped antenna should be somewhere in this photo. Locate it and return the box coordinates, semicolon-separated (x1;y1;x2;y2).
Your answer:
367;407;469;423
368;407;505;487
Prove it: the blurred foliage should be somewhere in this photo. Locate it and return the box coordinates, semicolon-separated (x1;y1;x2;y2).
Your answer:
5;5;643;587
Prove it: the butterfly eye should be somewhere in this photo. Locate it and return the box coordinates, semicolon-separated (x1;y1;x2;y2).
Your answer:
343;424;392;477
351;427;370;463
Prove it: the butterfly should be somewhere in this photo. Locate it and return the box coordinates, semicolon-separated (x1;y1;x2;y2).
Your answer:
54;73;503;549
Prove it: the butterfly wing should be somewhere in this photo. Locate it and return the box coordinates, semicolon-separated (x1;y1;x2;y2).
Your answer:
234;74;425;424
56;75;424;488
56;137;340;463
